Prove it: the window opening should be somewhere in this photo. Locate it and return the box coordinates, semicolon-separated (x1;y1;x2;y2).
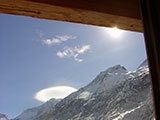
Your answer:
0;13;155;120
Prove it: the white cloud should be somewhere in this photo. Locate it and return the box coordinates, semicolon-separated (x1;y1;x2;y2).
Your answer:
75;45;91;54
57;45;91;62
34;86;77;102
43;35;76;46
74;58;84;62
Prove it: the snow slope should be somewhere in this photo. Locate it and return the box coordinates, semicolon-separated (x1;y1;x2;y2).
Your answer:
13;99;60;120
14;59;154;120
0;113;10;120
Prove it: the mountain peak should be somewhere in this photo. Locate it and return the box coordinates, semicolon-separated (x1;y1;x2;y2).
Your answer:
138;59;148;68
84;65;130;94
12;62;153;120
0;113;10;120
104;65;128;74
13;98;60;120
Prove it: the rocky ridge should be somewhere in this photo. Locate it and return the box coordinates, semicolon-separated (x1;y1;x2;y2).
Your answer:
0;113;10;120
13;60;154;120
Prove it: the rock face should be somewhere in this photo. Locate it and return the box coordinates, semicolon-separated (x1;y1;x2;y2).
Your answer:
0;113;10;120
13;60;155;120
137;59;148;68
13;99;60;120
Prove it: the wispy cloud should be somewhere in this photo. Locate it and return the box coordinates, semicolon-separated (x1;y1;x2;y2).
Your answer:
43;35;76;46
57;45;91;62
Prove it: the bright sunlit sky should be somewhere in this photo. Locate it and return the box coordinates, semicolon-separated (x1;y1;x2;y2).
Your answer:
0;13;147;118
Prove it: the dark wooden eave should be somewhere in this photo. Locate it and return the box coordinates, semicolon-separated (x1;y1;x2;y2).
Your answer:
0;0;142;32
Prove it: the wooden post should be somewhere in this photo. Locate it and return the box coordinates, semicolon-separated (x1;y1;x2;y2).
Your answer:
140;0;160;119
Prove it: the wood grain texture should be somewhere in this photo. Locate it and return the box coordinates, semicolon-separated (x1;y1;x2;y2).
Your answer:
28;0;141;19
0;0;142;32
140;0;160;119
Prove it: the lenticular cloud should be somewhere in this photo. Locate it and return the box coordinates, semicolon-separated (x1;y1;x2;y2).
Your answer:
34;86;77;102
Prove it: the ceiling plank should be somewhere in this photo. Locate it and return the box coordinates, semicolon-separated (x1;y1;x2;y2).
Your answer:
0;0;142;32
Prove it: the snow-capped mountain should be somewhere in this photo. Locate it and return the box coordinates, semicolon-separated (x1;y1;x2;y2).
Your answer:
13;99;60;120
13;59;154;120
0;113;10;120
138;59;148;68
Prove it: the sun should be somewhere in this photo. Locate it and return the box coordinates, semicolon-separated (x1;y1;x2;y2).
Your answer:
106;27;124;38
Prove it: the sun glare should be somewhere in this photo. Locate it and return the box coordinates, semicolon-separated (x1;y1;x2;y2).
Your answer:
35;86;77;102
106;27;124;38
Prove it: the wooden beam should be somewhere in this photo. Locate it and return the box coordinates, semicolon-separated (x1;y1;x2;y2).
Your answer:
28;0;141;19
140;0;160;119
0;0;142;32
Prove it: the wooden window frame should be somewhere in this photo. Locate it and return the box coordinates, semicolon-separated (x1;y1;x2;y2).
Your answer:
140;0;160;119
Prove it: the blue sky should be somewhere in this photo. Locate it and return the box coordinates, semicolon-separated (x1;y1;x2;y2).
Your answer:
0;13;147;118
